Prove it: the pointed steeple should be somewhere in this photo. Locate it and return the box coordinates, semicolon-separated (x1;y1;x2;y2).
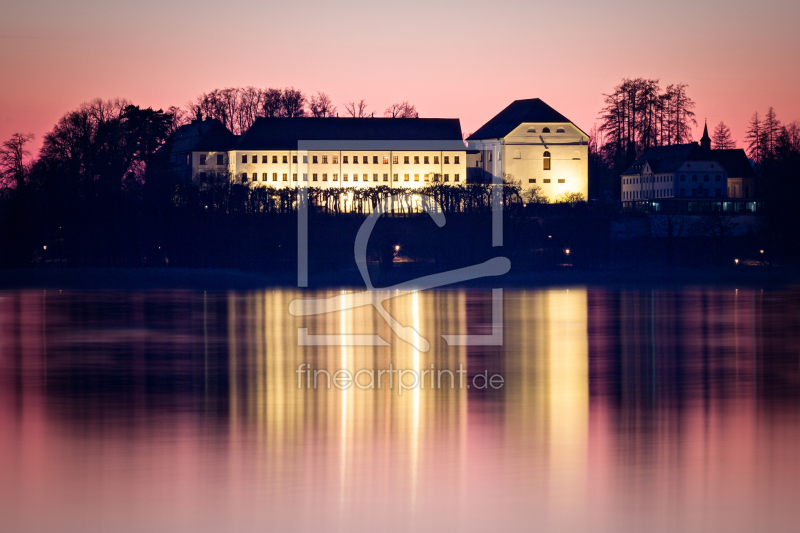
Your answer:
700;119;711;150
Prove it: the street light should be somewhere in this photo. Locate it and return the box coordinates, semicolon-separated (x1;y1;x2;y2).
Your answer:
760;250;764;254
395;245;400;252
734;258;739;265
565;249;570;255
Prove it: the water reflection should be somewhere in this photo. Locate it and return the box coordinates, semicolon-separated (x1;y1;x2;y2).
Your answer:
0;288;798;532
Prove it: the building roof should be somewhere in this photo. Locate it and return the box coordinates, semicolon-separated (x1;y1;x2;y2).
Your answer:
466;99;585;140
170;119;237;153
622;143;756;178
622;143;712;175
710;149;756;179
235;117;464;150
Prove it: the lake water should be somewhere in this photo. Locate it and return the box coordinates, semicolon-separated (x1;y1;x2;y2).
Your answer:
1;288;799;533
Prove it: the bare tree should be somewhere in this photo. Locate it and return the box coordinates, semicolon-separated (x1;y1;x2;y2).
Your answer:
309;92;337;117
281;87;306;117
0;132;35;190
746;111;764;169
384;101;418;118
711;121;736;149
262;88;283;118
344;100;369;118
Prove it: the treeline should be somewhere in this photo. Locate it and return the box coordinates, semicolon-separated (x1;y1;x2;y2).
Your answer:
185;87;417;135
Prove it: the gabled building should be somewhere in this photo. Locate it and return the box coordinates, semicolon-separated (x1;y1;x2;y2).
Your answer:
621;123;756;202
169;118;237;181
231;117;466;188
466;99;589;201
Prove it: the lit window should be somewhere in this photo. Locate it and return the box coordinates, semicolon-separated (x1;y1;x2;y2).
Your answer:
283;173;288;181
322;173;327;182
488;151;492;162
333;173;338;181
393;174;398;181
252;155;258;164
343;174;348;181
373;173;378;182
262;173;268;181
293;173;298;181
393;156;398;164
200;154;207;165
404;174;409;181
262;155;268;163
332;155;338;164
543;151;551;170
272;173;277;181
414;174;419;181
383;173;388;181
383;156;389;164
558;179;565;183
543;178;551;183
353;173;358;181
424;173;429;182
322;155;328;164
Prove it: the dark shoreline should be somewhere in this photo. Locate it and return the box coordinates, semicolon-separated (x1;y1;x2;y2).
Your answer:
2;265;800;291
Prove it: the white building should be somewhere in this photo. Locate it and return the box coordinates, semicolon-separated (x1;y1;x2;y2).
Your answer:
621;143;729;201
466;99;589;201
176;117;467;191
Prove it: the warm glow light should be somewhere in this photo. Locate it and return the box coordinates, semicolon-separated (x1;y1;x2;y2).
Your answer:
565;249;570;255
760;250;764;254
395;245;400;252
735;258;739;264
43;245;46;250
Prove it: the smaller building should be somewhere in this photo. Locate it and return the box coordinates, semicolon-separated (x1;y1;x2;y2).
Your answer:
621;143;728;200
169;119;237;181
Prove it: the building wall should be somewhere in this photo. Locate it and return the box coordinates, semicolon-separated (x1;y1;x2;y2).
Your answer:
226;149;466;189
468;122;589;202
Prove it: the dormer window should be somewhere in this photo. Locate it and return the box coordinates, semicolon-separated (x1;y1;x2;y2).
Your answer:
543;151;551;170
527;127;537;133
542;127;551;133
556;128;565;133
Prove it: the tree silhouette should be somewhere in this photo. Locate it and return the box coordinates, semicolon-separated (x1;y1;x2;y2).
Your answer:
384;101;418;118
0;133;34;190
309;92;337;117
344;100;369;117
711;121;736;149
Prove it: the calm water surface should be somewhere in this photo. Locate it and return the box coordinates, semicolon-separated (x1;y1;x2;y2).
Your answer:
1;288;799;533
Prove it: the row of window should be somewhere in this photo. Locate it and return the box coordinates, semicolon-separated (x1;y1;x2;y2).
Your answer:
240;173;461;183
528;178;565;184
624;188;724;200
235;154;461;165
526;127;565;134
199;154;225;166
624;174;723;187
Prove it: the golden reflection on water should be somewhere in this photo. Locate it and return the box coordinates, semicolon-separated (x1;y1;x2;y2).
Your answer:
1;288;799;533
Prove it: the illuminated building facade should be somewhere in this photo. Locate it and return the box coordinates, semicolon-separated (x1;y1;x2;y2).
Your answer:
466;99;590;202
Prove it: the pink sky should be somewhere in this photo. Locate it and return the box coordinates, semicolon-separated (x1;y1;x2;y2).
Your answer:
2;0;799;157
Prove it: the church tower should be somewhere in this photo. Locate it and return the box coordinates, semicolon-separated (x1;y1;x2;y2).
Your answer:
700;120;711;150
